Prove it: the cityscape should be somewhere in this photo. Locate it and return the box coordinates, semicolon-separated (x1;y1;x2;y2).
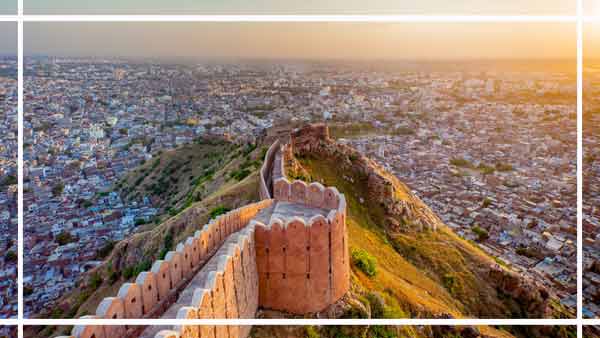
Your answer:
340;69;577;313
0;56;18;321
22;56;577;319
0;15;589;338
584;61;600;318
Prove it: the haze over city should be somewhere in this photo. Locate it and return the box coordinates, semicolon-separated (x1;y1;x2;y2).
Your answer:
0;25;16;55
22;22;578;62
23;0;578;15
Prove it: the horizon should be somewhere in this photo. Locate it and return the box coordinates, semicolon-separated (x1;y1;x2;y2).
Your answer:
23;0;577;15
22;22;577;61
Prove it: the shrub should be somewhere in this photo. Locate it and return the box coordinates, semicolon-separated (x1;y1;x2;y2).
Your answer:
366;292;386;317
351;248;377;277
471;226;489;242
449;157;472;168
477;163;495;175
89;272;102;290
230;168;251;181
55;231;76;246
442;273;457;293
496;162;514;171
369;326;397;338
4;251;16;263
52;182;65;197
209;206;231;219
96;241;115;259
305;326;320;338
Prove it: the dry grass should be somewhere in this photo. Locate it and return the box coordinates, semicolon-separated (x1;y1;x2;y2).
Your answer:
298;154;514;319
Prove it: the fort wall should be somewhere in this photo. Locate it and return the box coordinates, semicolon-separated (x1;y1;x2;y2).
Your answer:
259;139;280;200
290;123;439;231
67;199;273;338
64;132;350;338
256;177;349;314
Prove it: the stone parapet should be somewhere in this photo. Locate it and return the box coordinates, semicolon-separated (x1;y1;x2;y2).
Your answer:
68;199;273;338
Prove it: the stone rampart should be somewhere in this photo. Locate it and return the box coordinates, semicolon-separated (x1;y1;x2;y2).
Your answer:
259;140;280;200
62;134;350;338
255;179;349;314
290;123;439;231
67;199;273;338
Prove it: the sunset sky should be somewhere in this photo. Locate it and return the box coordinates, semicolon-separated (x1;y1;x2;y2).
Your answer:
21;22;577;61
23;0;578;15
585;22;600;60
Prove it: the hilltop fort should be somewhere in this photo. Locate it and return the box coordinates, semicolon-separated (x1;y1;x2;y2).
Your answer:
53;124;555;338
57;124;351;338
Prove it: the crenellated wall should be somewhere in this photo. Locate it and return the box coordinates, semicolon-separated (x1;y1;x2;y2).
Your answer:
290;123;440;231
259;139;280;200
253;211;349;314
66;199;273;338
63;135;350;338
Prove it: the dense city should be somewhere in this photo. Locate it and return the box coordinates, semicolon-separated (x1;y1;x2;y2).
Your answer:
584;64;600;318
0;57;17;321
23;57;576;317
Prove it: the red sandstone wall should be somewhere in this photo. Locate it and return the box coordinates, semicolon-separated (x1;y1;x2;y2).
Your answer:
254;196;349;314
64;135;351;338
68;199;273;338
259;140;280;200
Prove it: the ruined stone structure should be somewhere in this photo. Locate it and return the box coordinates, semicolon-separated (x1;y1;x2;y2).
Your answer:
56;131;349;338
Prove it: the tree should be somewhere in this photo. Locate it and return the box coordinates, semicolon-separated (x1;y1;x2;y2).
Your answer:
55;231;76;246
471;225;489;242
52;182;65;197
4;251;16;263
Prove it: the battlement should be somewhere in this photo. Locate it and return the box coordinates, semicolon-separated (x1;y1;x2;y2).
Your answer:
62;136;349;338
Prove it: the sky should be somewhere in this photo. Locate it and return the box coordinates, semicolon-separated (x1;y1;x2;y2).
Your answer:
23;0;577;15
0;0;16;14
0;23;16;55
585;23;600;60
23;22;577;61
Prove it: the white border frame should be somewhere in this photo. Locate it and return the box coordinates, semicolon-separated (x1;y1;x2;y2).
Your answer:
0;0;592;336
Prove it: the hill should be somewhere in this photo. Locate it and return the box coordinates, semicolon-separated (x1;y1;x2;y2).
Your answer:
29;124;575;338
27;135;269;338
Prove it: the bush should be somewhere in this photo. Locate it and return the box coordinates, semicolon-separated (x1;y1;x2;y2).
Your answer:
305;326;320;338
209;206;231;219
477;163;495;175
0;175;16;187
55;231;76;246
351;248;377;277
496;162;514;171
443;273;457;293
52;182;65;197
369;326;397;338
89;272;102;290
471;226;489;242
96;241;115;259
366;292;386;317
4;251;16;263
230;168;251;181
449;157;472;168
